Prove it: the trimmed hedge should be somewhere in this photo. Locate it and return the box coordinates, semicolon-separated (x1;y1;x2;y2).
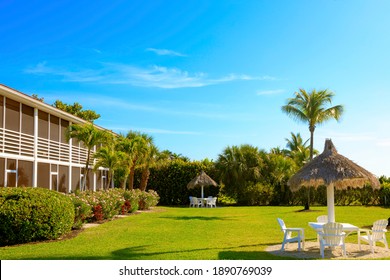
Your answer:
0;187;74;246
140;160;220;206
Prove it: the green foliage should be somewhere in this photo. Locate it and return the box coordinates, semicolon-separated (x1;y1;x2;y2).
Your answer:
53;100;100;122
238;182;275;206
69;189;160;222
73;189;124;221
0;187;74;246
379;182;390;207
67;194;93;229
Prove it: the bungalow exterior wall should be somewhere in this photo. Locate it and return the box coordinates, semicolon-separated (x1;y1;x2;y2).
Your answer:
0;84;108;192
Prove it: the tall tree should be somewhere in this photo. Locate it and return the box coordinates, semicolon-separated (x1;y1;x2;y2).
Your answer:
66;122;108;191
126;131;150;190
93;136;124;189
281;89;344;160
139;140;159;191
281;89;344;209
284;132;317;168
53;100;100;122
215;144;264;199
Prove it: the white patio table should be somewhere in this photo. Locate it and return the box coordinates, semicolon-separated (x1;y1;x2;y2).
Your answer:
309;222;361;238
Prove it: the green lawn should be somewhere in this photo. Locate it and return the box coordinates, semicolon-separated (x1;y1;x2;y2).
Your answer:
1;206;389;260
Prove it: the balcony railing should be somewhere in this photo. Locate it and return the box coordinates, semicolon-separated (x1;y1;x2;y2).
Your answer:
0;127;93;165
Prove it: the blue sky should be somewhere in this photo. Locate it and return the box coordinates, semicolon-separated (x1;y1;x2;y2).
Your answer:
1;0;390;176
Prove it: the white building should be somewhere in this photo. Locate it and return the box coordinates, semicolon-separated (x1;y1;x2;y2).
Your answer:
0;84;109;192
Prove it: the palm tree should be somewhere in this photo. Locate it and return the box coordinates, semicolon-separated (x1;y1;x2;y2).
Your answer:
116;134;141;189
126;131;150;190
215;144;264;198
139;141;159;191
281;89;344;209
66;122;108;191
281;89;344;160
93;136;124;189
284;132;317;168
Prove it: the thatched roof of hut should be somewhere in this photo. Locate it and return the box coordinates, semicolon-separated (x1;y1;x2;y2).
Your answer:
288;139;380;191
187;171;218;189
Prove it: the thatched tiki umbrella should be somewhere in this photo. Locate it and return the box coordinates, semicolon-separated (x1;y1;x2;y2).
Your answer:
187;171;218;198
288;139;380;222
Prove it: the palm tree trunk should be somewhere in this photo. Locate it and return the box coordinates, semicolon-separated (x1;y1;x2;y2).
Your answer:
84;149;91;191
121;174;128;189
106;170;112;190
309;126;315;160
140;168;150;191
305;126;316;210
128;166;135;190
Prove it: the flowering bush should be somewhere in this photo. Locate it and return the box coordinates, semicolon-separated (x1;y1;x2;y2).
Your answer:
74;189;124;222
68;188;159;223
123;189;140;213
68;194;93;229
136;189;160;210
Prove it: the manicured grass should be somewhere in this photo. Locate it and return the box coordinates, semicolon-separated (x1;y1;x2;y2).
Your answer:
1;206;389;260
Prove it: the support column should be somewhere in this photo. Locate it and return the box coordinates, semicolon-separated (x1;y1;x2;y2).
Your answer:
32;108;38;188
327;184;335;222
68;122;72;193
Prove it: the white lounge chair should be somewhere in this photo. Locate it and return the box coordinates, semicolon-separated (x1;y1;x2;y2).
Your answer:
359;219;388;254
277;218;305;251
318;222;346;258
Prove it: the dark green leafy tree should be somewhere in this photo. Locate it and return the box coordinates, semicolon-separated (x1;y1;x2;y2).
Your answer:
53;100;100;122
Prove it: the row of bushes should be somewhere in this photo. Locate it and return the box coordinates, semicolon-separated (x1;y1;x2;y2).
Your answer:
234;183;390;207
0;187;160;246
69;188;160;229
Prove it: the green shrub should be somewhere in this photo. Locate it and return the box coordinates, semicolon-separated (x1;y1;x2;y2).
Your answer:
0;187;75;246
123;189;140;213
68;194;93;229
137;189;160;210
74;189;124;221
238;183;274;206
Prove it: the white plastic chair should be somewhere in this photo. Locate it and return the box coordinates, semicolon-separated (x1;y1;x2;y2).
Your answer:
359;219;388;254
193;197;202;208
316;215;328;223
318;222;346;258
189;196;195;207
206;197;217;208
316;215;328;241
277;218;305;251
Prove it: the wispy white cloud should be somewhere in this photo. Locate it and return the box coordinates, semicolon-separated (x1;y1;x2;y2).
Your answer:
256;89;285;95
109;126;201;135
146;48;186;57
25;62;277;89
25;61;104;83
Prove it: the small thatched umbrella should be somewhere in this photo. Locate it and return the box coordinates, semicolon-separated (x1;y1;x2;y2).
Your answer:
187;171;218;198
288;139;380;222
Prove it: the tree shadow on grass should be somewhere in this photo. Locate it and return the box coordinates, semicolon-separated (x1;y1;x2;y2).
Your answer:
22;242;280;260
158;215;236;221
